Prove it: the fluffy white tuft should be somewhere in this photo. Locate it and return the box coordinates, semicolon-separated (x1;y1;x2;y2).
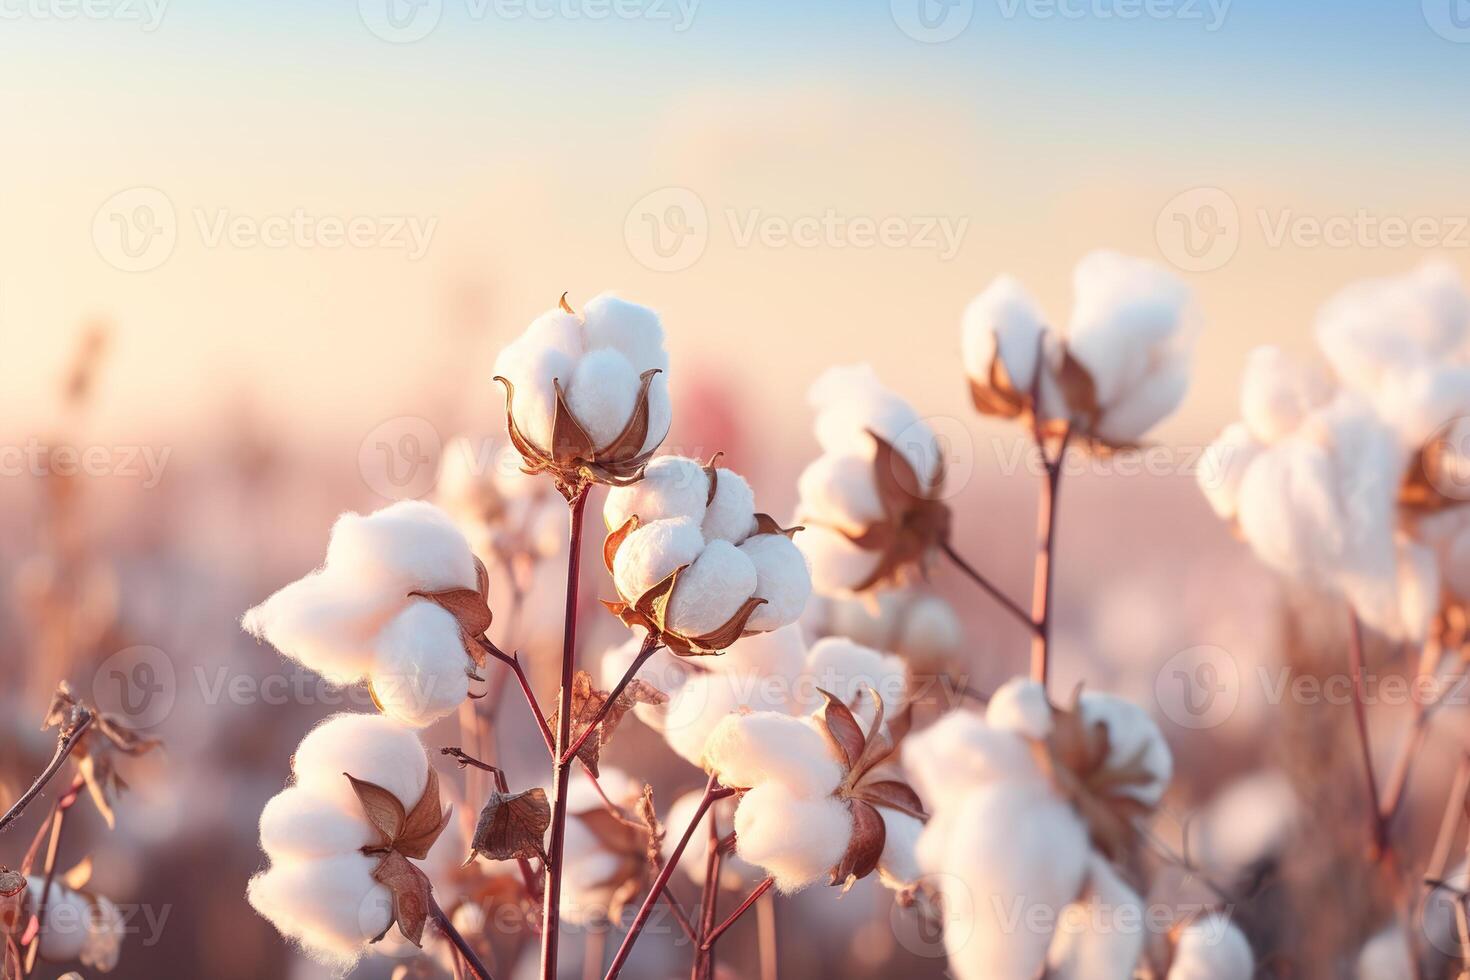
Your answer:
704;711;843;796
604;455;709;531
793;523;881;596
371;602;473;728
962;274;1047;393
702;467;759;544
246;852;391;968
1046;855;1146;980
665;540;758;637
612;517;705;602
290;712;429;816
565;347;640;449
581;292;669;376
739;533;812;631
731;783;852;892
985;677;1055;740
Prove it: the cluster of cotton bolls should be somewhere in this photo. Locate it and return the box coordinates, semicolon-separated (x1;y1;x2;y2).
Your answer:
600;626;907;772
795;365;950;595
1199;262;1470;642
901;678;1250;980
243;500;482;727
493;293;671;487
604;455;812;647
435;435;564;567
247;714;439;968
24;877;125;972
702;707;923;894
962;250;1197;447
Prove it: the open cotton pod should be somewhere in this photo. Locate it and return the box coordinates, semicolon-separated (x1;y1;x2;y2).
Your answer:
795;365;951;595
603;455;812;654
493;292;671;497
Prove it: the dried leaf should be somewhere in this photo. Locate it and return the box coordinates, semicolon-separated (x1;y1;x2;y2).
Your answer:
636;784;664;866
851;780;927;821
968;333;1029;418
396;769;453;861
371;849;433;946
830;800;886;888
409;559;492;639
547;672;667;775
347;773;409;847
471;788;550;863
752;513;802;539
576;808;644;858
1055;348;1100;430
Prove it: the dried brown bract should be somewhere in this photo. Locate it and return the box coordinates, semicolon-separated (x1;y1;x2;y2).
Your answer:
348;768;454;946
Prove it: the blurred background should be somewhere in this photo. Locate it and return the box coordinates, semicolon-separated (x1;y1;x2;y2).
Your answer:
1;0;1468;976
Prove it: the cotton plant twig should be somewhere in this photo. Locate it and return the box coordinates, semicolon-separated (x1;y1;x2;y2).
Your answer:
938;540;1038;634
700;877;775;952
430;894;496;980
474;635;554;755
0;709;93;836
605;773;734;980
1345;610;1390;859
1026;352;1071;692
691;811;723;980
541;486;591;980
561;631;662;766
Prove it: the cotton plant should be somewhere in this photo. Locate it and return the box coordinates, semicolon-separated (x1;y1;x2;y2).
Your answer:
602;454;812;655
701;686;926;895
899;678;1213;980
247;714;454;969
493;292;671;498
243;500;494;727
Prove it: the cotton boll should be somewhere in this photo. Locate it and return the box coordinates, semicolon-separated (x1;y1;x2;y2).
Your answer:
291;713;429;816
1356;927;1413;980
1092;357;1189;445
242;572;383;684
1076;691;1172;808
986;677;1055;740
663;671;794;767
795;524;882;596
934;782;1091;980
371;601;472;728
664;792;754;889
1197;423;1262;522
1046;855;1145;980
809;365;938;487
259;786;374;861
1240;346;1333;444
800;637;907;726
702;468;759;544
582;292;669;376
665;540;759;638
796;453;885;534
962;275;1047;393
902;711;1042;811
612;517;705;602
706;622;808;679
704;711;843;795
1167;915;1253;980
605;456;709;531
520;308;586;362
739;534;812;631
247;853;391;966
325;500;479;597
876;809;924;889
565;348;641;450
494;340;577;452
732;783;852;892
27;879;91;962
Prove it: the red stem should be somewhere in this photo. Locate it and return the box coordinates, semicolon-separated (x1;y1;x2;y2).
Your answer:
562;632;660;766
938;540;1038;634
1346;609;1389;858
692;810;723;980
476;636;555;755
541;486;590;980
1028;426;1069;691
432;896;495;980
700;877;775;951
605;774;732;980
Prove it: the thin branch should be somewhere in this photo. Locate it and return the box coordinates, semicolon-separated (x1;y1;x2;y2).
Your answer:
475;635;555;755
0;711;93;836
938;540;1038;633
431;896;495;980
441;748;540;895
700;877;775;951
1026;383;1070;691
562;632;661;766
1346;609;1389;858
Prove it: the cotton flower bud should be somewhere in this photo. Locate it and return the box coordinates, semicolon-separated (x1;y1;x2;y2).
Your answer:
493;292;670;496
604;456;811;654
247;714;449;968
1166;914;1254;980
243;500;488;728
796;365;950;595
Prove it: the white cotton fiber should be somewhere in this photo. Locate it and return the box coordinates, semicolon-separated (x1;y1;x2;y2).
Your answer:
1239;346;1332;444
242;572;383;684
641;373;674;455
985;677;1055;740
291;713;429;816
612;517;705;603
27;878;91;962
732;783;853;892
799;637;907;729
962;275;1047;393
702;467;759;544
796;453;885;534
901;711;1042;812
665;540;758;638
934;782;1091;980
663;671;792;767
604;455;710;531
582;292;669;376
1167;915;1254;980
876;808;924;889
1197;423;1262;522
739;534;812;631
1077;690;1172;808
897;593;964;659
809;365;939;488
1091;358;1190;445
704;711;843;795
1235;438;1344;584
520;308;586;363
259;786;373;861
247;852;391;966
1197;769;1297;872
494;339;577;452
1046;855;1145;980
565;347;640;450
372;601;473;728
794;523;881;595
324;500;479;596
